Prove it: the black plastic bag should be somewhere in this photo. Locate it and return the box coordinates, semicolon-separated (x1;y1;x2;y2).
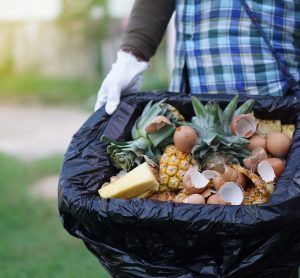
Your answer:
59;92;300;278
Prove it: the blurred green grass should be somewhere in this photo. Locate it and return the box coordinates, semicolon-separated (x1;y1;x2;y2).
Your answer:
0;153;111;278
0;71;169;108
0;72;99;107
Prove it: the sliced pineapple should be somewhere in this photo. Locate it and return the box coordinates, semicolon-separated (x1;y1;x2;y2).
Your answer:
99;162;159;199
282;124;295;139
256;120;281;136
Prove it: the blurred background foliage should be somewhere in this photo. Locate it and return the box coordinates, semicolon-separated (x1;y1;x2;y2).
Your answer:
0;0;170;109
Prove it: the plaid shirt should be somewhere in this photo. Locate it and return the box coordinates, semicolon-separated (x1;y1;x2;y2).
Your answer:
169;0;300;96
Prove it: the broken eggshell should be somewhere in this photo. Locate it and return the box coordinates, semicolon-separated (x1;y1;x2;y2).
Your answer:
202;170;221;180
183;194;206;204
218;182;244;205
201;188;215;199
247;134;267;152
243;147;268;172
183;166;209;195
212;165;246;190
231;114;257;138
145;116;171;134
257;158;285;183
207;193;227;205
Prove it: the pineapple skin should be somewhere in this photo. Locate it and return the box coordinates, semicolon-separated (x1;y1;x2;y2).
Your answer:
243;187;268;205
158;145;192;191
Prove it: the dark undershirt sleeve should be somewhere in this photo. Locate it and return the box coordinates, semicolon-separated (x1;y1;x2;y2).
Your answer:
120;0;175;61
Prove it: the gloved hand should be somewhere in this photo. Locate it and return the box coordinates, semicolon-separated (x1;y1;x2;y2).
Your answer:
95;50;149;114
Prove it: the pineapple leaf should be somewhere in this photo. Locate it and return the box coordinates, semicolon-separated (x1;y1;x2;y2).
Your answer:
191;102;223;136
147;124;176;148
191;96;206;117
135;105;162;138
141;100;154;117
223;95;238;135
131;121;139;139
235;99;255;115
105;137;150;171
145;146;160;164
157;136;175;149
221;135;249;146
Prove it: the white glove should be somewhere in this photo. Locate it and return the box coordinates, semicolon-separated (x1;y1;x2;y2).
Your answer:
95;50;149;114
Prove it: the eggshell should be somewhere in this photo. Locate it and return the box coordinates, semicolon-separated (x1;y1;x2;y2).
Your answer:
218;182;244;205
258;158;285;182
243;147;268;172
174;126;198;153
257;161;276;183
183;194;205;204
183;166;209;195
247;134;267;152
265;158;285;177
213;175;225;191
202;170;221;180
201;188;214;199
236;174;247;189
267;132;292;158
207;193;227;205
213;166;246;190
231;114;257;138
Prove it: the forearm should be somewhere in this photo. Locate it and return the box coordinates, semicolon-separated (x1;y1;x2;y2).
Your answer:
121;0;175;61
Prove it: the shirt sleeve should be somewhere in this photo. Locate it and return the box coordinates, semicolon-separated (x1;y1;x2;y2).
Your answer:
120;0;175;61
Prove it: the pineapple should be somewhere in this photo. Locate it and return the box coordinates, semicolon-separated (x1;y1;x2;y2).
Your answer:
165;103;185;122
281;124;295;139
99;162;159;199
158;145;192;191
231;164;274;197
148;189;188;203
102;100;185;172
243;187;269;205
189;96;255;170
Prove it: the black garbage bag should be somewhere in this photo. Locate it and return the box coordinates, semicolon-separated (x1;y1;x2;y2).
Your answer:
58;92;300;278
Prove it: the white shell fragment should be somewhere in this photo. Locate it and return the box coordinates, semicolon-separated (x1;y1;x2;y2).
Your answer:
186;166;209;189
219;182;244;205
202;170;221;180
233;115;257;138
257;160;276;183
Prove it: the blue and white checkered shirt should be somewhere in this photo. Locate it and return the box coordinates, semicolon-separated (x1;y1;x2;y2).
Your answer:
169;0;300;96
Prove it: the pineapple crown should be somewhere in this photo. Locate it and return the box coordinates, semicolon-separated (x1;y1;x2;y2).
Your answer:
102;99;183;171
187;96;255;169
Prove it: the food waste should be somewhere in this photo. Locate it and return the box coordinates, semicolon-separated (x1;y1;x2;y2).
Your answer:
98;96;294;206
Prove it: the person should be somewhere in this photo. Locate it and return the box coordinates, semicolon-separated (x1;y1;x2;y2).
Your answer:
95;0;300;114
